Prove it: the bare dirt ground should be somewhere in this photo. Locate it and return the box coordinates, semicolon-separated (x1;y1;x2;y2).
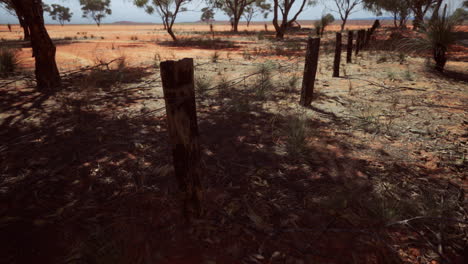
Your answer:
0;22;467;264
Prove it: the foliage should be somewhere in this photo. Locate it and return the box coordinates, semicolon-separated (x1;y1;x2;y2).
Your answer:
327;0;362;31
133;0;190;42
200;7;215;23
284;115;309;158
44;4;73;26
79;0;112;26
206;0;270;32
314;13;335;36
363;0;410;28
272;0;316;38
243;0;271;27
0;47;18;76
401;5;461;72
451;6;468;23
407;0;441;29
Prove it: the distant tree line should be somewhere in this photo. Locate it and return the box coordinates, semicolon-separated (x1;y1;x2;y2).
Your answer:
0;0;465;91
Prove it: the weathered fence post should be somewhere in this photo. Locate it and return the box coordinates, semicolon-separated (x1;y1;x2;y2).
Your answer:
364;28;371;48
333;32;342;77
160;58;203;221
364;20;380;48
355;30;361;56
355;29;365;55
300;37;320;107
347;30;353;63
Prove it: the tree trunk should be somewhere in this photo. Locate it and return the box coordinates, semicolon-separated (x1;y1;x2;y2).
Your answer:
12;0;60;92
15;8;30;41
300;38;320;106
233;16;240;32
276;28;284;39
160;58;203;221
413;9;424;30
340;19;346;32
272;1;284;39
19;16;30;41
167;26;178;42
333;32;342;77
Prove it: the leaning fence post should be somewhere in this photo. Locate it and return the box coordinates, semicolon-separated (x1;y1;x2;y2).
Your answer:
160;58;203;221
300;37;320;107
333;32;342;77
347;30;353;63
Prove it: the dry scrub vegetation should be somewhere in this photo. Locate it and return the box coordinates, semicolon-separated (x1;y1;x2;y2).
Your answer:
0;23;467;264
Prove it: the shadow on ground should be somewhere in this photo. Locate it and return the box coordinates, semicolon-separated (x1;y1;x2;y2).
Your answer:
0;69;465;264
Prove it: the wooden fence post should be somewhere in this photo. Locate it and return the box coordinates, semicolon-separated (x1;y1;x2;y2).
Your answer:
355;30;361;56
364;28;371;48
364;20;380;48
160;58;203;221
333;32;342;77
300;37;320;107
347;30;353;63
355;29;365;56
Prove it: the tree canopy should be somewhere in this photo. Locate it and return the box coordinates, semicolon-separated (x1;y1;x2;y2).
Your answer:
44;4;73;26
79;0;112;26
134;0;190;42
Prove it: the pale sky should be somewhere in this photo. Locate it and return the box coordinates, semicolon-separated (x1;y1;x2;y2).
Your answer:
0;0;464;24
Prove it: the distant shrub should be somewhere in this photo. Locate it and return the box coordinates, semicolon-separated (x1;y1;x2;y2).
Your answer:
253;62;274;99
195;75;212;95
257;32;265;40
285;115;310;158
211;51;220;63
153;52;161;69
400;5;462;72
242;49;252;60
0;47;19;76
377;56;388;63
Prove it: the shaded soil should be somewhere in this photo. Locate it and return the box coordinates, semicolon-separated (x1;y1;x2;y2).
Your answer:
1;25;467;264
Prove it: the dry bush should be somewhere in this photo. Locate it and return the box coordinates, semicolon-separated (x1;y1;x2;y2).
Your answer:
0;47;19;76
73;57;145;92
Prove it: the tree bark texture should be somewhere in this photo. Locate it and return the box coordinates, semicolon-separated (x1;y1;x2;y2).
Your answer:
12;0;61;92
160;58;203;221
300;38;320;107
333;32;342;77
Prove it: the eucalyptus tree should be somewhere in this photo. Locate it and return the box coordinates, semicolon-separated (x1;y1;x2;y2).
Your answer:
363;0;411;28
328;0;362;32
45;4;73;26
314;13;334;36
408;0;442;30
201;6;215;23
4;0;61;91
206;0;270;32
134;0;189;42
79;0;112;26
272;0;316;39
243;0;271;27
0;0;29;40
